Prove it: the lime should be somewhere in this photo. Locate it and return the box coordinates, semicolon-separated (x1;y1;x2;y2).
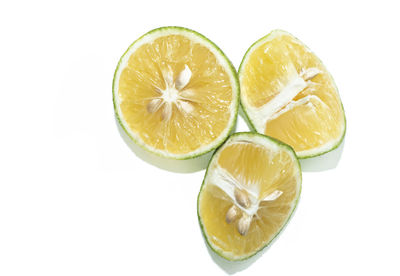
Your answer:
198;132;301;260
239;30;346;158
113;27;239;160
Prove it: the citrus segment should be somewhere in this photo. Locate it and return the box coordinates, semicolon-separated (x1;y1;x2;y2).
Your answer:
198;133;301;260
239;30;345;158
113;27;239;159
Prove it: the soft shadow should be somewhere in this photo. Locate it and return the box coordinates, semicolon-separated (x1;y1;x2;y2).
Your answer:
115;118;211;173
300;137;345;172
203;195;302;274
205;242;262;274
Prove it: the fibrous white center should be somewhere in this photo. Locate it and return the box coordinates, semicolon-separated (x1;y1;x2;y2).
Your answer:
146;64;195;122
162;86;179;103
245;66;322;132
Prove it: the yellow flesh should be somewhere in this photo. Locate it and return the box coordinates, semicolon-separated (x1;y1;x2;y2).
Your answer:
117;34;233;155
199;141;299;259
240;32;345;154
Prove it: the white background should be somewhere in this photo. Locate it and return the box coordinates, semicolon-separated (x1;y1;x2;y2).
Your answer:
1;0;399;275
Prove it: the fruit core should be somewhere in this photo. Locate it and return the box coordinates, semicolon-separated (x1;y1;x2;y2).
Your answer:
146;64;195;121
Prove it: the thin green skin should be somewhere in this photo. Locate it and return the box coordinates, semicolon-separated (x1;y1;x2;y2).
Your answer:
237;30;347;159
197;132;302;261
112;26;240;160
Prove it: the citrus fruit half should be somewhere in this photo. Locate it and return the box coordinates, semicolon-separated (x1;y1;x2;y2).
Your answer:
113;27;239;159
197;132;301;260
239;30;346;158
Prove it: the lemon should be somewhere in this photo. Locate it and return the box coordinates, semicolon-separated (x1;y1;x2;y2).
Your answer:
239;30;346;158
197;132;301;261
113;27;239;159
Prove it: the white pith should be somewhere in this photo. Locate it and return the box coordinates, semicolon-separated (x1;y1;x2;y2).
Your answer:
239;30;345;158
113;28;239;159
268;94;324;121
244;66;322;132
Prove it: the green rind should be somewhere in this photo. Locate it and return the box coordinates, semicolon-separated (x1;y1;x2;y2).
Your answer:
238;29;346;159
112;26;240;160
239;102;256;132
197;132;302;261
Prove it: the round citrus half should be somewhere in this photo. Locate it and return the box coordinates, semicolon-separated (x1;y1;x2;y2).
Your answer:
198;132;301;261
239;30;346;158
113;27;239;159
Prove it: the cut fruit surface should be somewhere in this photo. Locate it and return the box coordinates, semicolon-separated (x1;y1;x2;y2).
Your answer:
113;27;239;159
239;30;346;158
197;132;301;261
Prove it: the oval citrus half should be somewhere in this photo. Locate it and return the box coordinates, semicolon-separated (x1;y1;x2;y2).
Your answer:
239;30;346;158
198;132;301;260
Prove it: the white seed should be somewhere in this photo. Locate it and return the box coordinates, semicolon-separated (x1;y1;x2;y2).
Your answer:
177;100;194;114
163;66;174;87
180;89;196;99
226;205;239;224
234;188;250;209
146;98;162;113
301;67;320;81
175;64;192;90
263;190;283;201
161;103;172;121
237;214;252;236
